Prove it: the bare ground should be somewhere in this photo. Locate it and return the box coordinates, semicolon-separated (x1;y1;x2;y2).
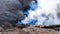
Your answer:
0;26;60;34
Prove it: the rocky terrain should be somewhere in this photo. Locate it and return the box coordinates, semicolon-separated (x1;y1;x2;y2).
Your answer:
0;25;60;34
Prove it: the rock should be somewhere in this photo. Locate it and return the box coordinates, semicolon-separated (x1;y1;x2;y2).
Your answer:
16;24;30;29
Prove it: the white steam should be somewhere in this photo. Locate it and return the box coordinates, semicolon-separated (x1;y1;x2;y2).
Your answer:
19;0;60;26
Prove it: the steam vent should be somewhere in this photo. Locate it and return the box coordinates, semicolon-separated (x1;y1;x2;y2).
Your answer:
0;0;60;34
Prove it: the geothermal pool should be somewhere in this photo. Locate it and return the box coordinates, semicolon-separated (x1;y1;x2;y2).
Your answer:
18;0;60;26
